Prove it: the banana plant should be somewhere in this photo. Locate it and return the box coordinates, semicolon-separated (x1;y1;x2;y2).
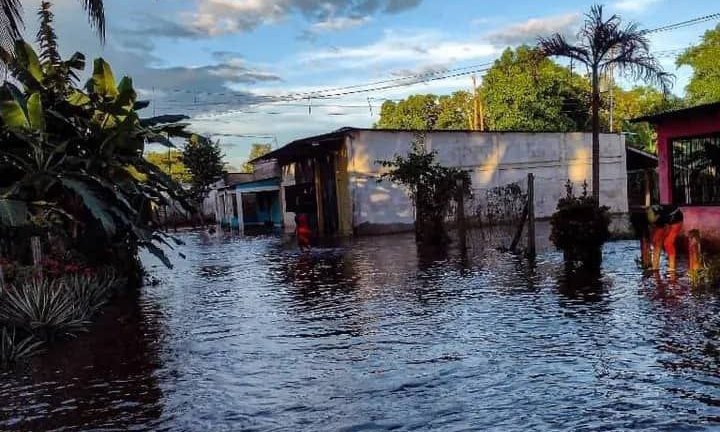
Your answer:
0;43;194;269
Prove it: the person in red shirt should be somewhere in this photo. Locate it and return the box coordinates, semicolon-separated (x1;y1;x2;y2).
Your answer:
295;214;312;250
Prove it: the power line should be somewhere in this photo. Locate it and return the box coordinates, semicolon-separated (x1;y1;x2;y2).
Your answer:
643;12;720;34
156;11;720;120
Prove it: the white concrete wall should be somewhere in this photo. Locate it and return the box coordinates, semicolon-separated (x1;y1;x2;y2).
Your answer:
281;163;297;234
346;131;627;231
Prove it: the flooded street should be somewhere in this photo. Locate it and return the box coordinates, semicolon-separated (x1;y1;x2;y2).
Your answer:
2;233;720;431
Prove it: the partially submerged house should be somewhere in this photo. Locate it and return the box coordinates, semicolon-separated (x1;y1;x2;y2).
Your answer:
254;128;629;236
633;102;720;248
213;161;283;232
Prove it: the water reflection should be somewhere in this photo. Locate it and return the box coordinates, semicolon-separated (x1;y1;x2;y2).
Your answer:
0;289;166;431
1;236;720;430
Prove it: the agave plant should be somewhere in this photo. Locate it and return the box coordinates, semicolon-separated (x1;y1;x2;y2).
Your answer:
0;277;88;339
0;325;44;369
61;268;123;320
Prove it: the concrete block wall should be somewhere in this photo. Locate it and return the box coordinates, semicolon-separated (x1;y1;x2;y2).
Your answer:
346;131;628;232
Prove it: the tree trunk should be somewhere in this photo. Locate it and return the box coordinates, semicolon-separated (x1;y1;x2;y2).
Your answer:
591;66;601;201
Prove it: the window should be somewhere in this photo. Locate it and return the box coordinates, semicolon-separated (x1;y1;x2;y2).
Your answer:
672;135;720;205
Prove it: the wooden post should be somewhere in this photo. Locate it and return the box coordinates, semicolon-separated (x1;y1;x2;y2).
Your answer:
688;229;703;277
527;173;536;257
31;236;42;279
456;178;467;252
237;191;245;237
643;170;652;208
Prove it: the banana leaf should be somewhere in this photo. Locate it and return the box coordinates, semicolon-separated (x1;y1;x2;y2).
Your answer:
87;58;118;98
60;177;117;236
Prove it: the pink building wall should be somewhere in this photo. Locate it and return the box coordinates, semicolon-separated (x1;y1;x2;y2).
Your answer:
654;108;720;249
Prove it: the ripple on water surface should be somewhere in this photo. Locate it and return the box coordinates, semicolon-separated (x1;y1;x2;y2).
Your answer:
2;233;720;431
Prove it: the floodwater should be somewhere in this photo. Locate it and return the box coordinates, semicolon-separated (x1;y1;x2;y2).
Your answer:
2;232;720;431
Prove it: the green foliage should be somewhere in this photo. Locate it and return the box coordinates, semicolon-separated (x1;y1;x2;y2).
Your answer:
242;143;273;173
0;277;87;339
0;326;43;369
610;86;682;152
677;24;720;104
482;46;591;132
539;5;672;200
1;0;105;53
145;150;191;183
182;134;225;203
0;269;120;345
378;134;471;244
375;92;473;130
0;40;191;269
550;181;611;264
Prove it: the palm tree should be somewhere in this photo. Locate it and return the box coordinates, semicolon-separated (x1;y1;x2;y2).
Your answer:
538;5;672;200
1;0;104;48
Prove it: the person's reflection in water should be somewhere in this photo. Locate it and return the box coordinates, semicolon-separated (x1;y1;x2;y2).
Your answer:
649;270;689;307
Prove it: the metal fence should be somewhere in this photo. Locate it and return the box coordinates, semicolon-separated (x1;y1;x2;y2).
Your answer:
672;135;720;205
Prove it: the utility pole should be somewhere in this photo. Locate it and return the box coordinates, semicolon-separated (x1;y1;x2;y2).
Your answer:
470;75;485;131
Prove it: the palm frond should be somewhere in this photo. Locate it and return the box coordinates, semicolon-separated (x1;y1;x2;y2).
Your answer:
79;0;105;42
538;33;591;66
0;0;22;51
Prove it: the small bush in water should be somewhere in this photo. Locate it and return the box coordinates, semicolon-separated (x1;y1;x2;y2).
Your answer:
551;181;611;264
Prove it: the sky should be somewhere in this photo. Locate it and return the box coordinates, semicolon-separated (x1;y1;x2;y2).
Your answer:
19;0;720;168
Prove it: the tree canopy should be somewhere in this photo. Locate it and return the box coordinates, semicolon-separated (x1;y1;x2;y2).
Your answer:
481;46;591;132
145;150;191;184
242;143;273;173
182;135;225;203
375;92;472;130
677;24;720;104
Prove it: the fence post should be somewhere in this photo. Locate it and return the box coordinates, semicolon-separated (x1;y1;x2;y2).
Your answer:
456;178;467;252
31;236;42;279
688;229;703;278
527;173;536;257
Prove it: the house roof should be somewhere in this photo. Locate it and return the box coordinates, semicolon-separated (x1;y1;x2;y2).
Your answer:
252;128;353;163
626;146;658;171
224;172;254;187
631;101;720;124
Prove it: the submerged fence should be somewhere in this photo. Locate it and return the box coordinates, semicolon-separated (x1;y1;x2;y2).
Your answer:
449;173;536;255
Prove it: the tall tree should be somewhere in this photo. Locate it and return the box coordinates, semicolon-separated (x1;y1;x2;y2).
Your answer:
481;46;590;132
539;5;672;200
1;0;105;51
677;24;720;104
242;143;273;173
182;134;225;210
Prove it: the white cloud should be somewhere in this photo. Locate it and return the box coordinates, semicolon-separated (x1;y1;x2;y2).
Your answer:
299;30;497;69
310;16;372;33
613;0;662;12
487;13;581;46
186;0;420;36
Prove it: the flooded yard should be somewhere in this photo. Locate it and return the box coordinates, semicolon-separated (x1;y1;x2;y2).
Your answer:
2;232;720;431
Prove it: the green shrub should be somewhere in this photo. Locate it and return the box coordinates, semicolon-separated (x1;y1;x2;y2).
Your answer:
550;181;611;264
0;278;87;339
0;326;43;369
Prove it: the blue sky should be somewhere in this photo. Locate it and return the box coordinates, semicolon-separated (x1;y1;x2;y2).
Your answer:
22;0;720;168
